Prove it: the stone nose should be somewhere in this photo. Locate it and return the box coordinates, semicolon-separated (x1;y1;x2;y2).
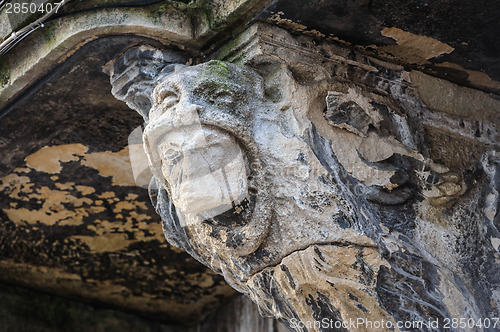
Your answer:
171;101;204;128
180;102;202;115
149;101;204;130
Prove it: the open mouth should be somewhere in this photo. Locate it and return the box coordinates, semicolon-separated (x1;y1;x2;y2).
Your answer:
154;173;379;286
202;188;257;227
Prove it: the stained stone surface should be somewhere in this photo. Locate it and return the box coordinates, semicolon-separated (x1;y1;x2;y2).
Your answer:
0;36;236;325
0;282;184;332
257;0;500;93
109;23;499;331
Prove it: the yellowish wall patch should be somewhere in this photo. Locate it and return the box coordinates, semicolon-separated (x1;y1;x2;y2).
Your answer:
1;144;163;253
380;27;454;64
436;62;500;92
76;185;96;195
23;144;137;187
25;144;89;173
82;147;136;186
1;177;92;226
71;233;131;253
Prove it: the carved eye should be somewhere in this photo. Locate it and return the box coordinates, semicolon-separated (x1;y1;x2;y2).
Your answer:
210;89;235;106
157;88;179;109
162;148;183;166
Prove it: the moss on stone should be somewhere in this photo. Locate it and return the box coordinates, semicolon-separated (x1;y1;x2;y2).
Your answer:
145;0;198;23
38;21;58;49
194;60;239;93
0;61;10;87
201;60;232;81
145;2;172;23
210;33;246;63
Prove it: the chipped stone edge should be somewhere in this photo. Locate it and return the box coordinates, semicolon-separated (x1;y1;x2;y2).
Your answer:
210;22;499;141
210;22;379;73
0;0;278;106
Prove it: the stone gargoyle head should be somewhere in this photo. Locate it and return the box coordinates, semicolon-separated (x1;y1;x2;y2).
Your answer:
108;45;499;331
144;61;273;268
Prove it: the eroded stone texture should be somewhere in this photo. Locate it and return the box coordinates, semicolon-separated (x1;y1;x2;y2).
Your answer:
0;142;234;323
257;0;500;93
108;24;499;331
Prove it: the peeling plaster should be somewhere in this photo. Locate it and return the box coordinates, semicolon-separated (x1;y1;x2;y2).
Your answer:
436;62;500;92
24;144;137;186
267;12;330;40
1;144;162;250
410;70;500;124
380;27;454;64
82;147;137;186
25;144;89;173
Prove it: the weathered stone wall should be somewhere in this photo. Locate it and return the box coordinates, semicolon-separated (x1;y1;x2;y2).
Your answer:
0;282;185;332
0;35;236;326
109;23;498;331
1;282;282;332
0;0;498;331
